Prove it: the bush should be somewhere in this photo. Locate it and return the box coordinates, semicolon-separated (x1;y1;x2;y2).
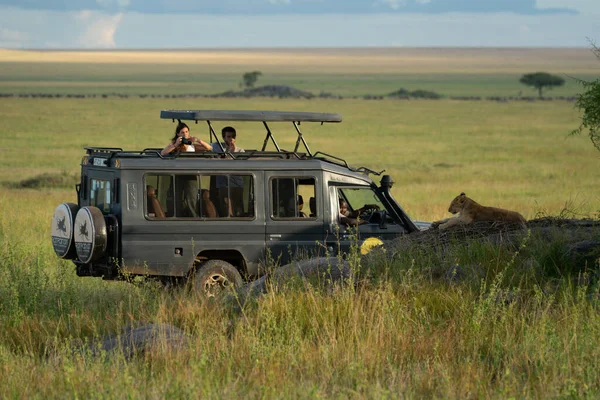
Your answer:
9;172;79;189
388;88;442;99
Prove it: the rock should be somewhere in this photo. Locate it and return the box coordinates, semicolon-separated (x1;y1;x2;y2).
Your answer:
77;323;188;360
229;257;354;306
443;264;485;284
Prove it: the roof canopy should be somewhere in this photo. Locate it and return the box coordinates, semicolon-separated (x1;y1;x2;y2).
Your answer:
160;109;342;123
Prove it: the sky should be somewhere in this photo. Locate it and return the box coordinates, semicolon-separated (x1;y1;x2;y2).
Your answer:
0;0;598;49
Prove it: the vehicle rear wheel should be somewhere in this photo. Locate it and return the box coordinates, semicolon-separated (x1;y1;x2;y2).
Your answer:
191;260;243;298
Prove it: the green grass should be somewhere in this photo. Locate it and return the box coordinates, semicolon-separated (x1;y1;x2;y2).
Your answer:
1;66;596;97
0;49;599;397
1;97;597;220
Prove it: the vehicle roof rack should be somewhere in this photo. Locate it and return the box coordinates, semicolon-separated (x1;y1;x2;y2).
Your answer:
313;151;385;177
160;109;342;157
84;111;380;177
84;147;382;176
160;110;342;123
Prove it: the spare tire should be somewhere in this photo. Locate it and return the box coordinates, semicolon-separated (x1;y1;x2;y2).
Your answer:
51;202;79;259
74;206;107;264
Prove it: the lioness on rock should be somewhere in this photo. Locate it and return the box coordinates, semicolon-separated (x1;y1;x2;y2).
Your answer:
433;192;527;230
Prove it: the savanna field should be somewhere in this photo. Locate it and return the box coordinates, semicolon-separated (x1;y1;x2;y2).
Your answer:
0;48;599;398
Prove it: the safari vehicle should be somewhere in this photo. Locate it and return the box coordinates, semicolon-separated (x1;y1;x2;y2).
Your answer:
51;110;427;294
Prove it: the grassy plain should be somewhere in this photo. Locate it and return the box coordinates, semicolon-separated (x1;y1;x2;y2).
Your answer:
1;47;599;97
1;96;598;220
0;48;600;398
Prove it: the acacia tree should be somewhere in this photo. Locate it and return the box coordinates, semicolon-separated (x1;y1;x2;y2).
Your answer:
571;42;600;152
242;71;262;88
519;72;565;98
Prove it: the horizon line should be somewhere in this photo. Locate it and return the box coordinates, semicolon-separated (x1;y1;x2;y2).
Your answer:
1;45;591;52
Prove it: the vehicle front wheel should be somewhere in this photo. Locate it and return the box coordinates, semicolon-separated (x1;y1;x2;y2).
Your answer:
191;260;243;298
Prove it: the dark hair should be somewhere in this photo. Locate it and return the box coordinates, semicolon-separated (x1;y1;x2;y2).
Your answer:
339;198;348;208
298;195;304;205
171;121;190;143
221;126;236;139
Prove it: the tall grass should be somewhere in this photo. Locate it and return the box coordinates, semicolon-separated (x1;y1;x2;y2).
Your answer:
1;187;599;397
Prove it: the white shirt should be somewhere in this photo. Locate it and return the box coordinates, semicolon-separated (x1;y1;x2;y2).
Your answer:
185;144;195;152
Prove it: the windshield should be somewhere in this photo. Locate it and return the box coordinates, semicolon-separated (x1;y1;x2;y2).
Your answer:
338;187;384;212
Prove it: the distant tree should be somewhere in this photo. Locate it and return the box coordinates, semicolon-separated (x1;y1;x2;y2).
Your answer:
519;72;565;98
242;71;262;88
571;41;600;152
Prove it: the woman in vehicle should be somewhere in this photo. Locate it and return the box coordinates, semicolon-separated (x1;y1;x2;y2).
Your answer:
160;121;212;156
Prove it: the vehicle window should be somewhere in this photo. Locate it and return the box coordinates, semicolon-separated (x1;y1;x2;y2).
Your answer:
145;175;173;218
145;174;254;219
271;177;316;219
89;178;111;214
209;174;255;218
339;187;384;213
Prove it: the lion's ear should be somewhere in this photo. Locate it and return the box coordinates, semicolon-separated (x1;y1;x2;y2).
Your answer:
460;192;465;196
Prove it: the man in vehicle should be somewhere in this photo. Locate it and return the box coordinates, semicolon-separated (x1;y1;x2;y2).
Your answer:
211;126;244;153
339;198;379;226
211;126;245;216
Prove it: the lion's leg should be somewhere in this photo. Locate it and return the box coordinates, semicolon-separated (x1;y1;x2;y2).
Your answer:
439;217;461;230
439;214;472;229
432;217;451;228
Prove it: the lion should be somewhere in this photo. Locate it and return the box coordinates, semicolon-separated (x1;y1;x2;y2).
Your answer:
432;192;527;230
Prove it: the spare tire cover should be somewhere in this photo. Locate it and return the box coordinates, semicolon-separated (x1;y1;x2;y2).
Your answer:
51;202;79;259
74;206;107;264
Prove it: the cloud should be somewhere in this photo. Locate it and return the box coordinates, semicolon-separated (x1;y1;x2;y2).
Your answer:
537;0;599;15
96;0;131;7
0;6;598;49
377;0;407;10
377;0;433;9
0;0;583;15
76;11;123;48
0;27;29;47
74;10;93;20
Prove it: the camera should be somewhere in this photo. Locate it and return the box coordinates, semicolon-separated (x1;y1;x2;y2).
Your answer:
181;137;192;145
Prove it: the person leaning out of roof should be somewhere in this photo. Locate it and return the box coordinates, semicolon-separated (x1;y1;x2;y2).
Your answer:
160;121;212;156
211;126;244;153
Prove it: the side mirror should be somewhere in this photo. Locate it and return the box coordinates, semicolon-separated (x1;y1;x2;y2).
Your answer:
380;175;394;189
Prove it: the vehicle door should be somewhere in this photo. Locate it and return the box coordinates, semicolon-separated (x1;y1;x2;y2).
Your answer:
122;172;265;277
328;185;409;255
80;166;120;262
264;172;325;266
